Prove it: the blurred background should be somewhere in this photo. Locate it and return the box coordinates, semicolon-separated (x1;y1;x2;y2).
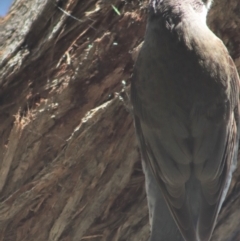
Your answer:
0;0;14;16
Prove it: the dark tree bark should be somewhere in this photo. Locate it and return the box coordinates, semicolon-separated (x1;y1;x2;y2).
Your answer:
0;0;239;240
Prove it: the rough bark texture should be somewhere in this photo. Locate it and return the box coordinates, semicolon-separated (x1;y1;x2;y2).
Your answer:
0;0;240;240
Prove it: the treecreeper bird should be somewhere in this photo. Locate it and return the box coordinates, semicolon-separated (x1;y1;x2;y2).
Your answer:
131;0;240;240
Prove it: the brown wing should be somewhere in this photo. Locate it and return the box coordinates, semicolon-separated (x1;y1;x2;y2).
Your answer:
131;49;240;241
195;58;240;240
133;114;197;241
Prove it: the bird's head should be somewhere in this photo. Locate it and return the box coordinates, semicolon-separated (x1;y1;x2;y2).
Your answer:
149;0;213;23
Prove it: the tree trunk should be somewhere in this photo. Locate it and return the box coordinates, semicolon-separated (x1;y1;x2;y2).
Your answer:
0;0;239;240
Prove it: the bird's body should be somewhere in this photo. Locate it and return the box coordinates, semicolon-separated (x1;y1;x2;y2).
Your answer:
131;0;240;240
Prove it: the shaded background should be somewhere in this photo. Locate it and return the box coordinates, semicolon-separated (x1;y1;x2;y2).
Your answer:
0;0;13;16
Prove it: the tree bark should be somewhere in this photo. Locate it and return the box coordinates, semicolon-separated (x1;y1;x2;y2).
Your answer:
0;0;240;240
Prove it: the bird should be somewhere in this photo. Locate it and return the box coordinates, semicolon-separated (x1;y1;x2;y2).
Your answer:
131;0;240;240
